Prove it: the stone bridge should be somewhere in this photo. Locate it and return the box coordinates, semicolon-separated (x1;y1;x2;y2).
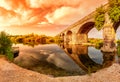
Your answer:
59;11;96;44
58;3;120;52
59;43;116;72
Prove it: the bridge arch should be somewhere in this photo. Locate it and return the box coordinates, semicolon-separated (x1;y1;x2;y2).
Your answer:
113;21;120;32
113;21;120;39
77;22;95;34
61;33;65;42
77;22;95;43
66;30;72;43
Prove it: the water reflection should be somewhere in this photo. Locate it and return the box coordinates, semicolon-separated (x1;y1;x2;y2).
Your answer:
59;43;116;73
13;44;85;76
13;43;118;76
102;52;116;67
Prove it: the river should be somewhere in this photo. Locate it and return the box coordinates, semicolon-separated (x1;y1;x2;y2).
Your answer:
13;43;120;77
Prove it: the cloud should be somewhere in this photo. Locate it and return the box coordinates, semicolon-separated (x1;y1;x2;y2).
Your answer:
0;0;83;26
46;0;107;25
1;24;68;36
0;0;108;36
26;0;81;8
0;0;107;26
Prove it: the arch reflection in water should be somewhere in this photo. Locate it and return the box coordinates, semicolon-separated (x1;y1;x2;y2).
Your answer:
60;43;116;73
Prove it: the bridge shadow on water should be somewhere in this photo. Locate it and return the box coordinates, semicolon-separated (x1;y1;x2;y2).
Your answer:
59;43;117;74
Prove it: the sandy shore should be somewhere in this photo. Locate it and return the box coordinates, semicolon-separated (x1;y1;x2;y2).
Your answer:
0;57;120;82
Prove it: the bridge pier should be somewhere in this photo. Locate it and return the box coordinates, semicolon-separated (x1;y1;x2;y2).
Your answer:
76;34;88;44
101;24;116;52
71;33;77;44
61;34;65;42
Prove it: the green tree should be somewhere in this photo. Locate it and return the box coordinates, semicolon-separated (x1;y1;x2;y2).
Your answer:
95;5;105;30
108;0;120;22
95;0;120;30
0;31;13;60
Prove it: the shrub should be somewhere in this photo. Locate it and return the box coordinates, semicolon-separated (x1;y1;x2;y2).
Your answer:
0;31;13;61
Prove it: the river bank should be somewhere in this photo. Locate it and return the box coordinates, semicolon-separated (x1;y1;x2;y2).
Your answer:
0;57;120;82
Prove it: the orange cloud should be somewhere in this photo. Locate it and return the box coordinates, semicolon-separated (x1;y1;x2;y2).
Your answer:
0;0;83;26
1;24;68;36
26;0;81;8
46;0;108;25
0;0;107;36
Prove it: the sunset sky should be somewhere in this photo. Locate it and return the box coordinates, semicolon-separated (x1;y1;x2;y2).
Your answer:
0;0;118;37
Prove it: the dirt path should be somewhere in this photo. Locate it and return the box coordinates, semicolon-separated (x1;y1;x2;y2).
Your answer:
0;57;120;82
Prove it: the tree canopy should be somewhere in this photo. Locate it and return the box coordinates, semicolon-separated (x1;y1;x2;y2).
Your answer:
0;31;13;60
108;0;120;22
95;6;105;30
95;0;120;30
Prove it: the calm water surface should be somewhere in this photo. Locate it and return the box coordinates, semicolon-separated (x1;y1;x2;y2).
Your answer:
13;43;119;76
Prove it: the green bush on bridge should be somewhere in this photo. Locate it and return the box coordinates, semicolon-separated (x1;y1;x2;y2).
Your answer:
95;0;120;30
108;0;120;22
95;6;105;31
